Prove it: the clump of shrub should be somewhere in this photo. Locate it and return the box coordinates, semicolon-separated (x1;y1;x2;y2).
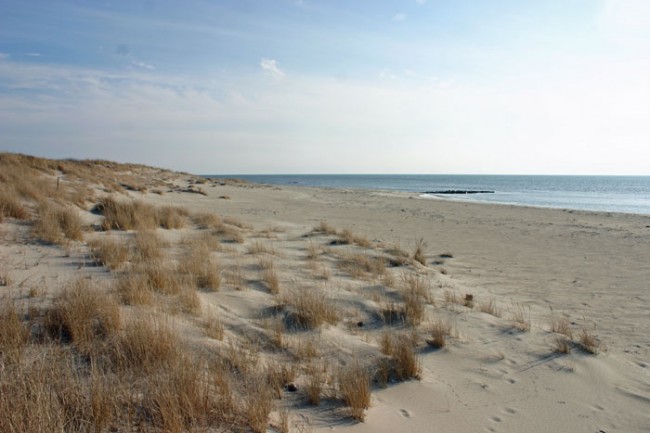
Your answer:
380;332;421;381
97;198;186;231
260;259;280;294
338;362;371;421
203;312;225;340
578;329;602;354
177;283;201;315
247;240;275;255
44;279;121;352
554;336;572;354
510;303;531;332
0;187;29;220
140;260;182;295
403;290;425;326
178;246;221;291
337;252;387;280
305;363;325;405
413;238;427;265
313;220;337;235
214;224;244;244
550;316;572;338
115;271;154;305
133;230;167;261
156;205;187;229
0;300;29;364
332;229;371;248
280;288;338;330
426;318;453;349
88;237;131;270
385;245;411;267
192;212;222;229
97;197;158;231
32;201;83;244
110;315;179;372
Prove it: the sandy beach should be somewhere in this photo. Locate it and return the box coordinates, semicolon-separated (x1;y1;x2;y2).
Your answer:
1;156;649;433
165;180;650;433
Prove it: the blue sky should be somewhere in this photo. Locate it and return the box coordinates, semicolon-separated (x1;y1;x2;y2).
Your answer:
1;0;649;174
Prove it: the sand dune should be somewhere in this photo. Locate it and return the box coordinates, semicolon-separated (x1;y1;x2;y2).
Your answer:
1;155;648;432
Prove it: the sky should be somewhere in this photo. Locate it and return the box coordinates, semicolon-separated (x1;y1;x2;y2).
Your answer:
1;0;649;175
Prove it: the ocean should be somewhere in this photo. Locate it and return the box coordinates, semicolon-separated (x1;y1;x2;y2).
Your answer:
209;175;650;215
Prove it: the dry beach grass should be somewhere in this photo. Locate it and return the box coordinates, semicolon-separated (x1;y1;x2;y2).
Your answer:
0;153;648;433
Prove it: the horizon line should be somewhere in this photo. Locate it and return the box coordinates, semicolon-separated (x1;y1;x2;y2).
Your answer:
201;173;650;177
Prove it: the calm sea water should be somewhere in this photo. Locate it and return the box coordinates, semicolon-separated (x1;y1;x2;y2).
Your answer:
210;175;650;215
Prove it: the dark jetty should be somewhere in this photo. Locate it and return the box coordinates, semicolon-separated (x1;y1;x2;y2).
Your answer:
423;190;495;195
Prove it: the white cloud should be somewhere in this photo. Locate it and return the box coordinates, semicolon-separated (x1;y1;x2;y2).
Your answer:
260;58;285;79
379;69;398;80
0;53;9;60
1;54;649;175
132;60;155;70
393;13;407;22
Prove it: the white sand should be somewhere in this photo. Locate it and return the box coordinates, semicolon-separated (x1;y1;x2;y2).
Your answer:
165;182;650;433
2;174;649;433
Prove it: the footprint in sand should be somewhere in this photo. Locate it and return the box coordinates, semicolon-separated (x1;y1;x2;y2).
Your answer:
486;406;518;431
506;378;516;384
399;409;412;418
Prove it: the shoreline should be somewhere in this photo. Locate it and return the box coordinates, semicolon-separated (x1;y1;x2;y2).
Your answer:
207;174;650;216
418;192;650;217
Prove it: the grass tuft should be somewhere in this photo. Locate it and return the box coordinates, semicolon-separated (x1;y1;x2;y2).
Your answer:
133;229;167;261
0;187;29;220
259;257;280;294
88;237;130;270
426;318;453;349
115;271;154;305
554;336;572;354
44;279;121;352
380;331;421;381
32;201;83;244
313;220;337;235
550;316;572;338
510;303;531;332
204;312;225;340
178;245;221;291
110;315;180;372
305;364;325;405
97;197;158;231
0;300;29;364
578;329;602;354
413;238;427;265
156;206;187;229
336;229;371;248
479;298;500;317
338;362;371;421
280;288;338;330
